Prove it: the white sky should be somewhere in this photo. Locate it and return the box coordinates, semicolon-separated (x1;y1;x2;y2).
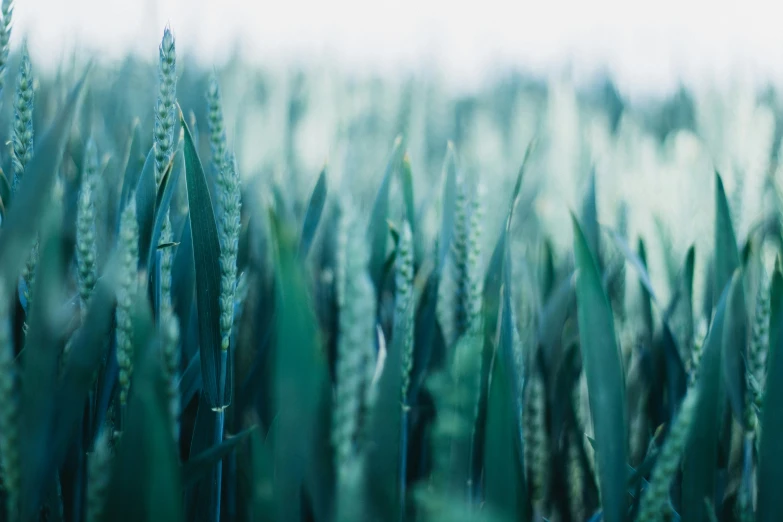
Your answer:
14;0;783;98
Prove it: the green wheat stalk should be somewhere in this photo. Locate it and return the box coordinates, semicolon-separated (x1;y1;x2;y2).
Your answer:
116;199;139;415
0;0;13;102
85;428;112;522
161;306;180;442
154;26;177;186
217;153;241;350
332;198;376;514
636;385;700;522
524;369;549;509
12;45;35;318
394;220;415;510
158;215;179;440
10;42;31;194
748;269;770;426
76;139;99;320
207;72;228;178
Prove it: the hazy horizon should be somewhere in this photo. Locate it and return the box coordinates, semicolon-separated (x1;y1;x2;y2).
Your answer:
13;0;783;99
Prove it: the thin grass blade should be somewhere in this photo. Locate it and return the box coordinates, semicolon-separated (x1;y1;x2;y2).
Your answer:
571;214;627;522
758;265;783;522
181;110;226;409
298;165;327;260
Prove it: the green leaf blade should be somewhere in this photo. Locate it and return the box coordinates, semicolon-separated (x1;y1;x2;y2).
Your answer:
722;269;748;426
682;282;730;522
758;265;783;522
181;111;226;410
270;213;328;522
135;146;157;272
571;214;627;522
714;172;740;308
298;165;327;260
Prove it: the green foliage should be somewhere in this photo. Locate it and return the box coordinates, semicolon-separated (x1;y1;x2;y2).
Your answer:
757;264;783;522
572;214;627;522
0;20;782;522
182;112;228;410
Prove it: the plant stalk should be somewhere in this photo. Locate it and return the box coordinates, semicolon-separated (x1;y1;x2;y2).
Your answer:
400;405;409;522
214;348;228;521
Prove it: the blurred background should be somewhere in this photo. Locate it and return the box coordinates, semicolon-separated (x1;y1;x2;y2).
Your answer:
11;0;783;306
16;0;783;97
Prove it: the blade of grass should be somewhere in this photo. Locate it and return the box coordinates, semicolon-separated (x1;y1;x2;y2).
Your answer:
681;281;730;522
757;265;783;522
400;154;416;250
19;209;67;521
474;143;534;489
580;170;600;268
180;109;226;410
483;263;529;521
714;171;740;309
146;146;182;271
270;211;328;522
298;165;327;260
572;214;627;522
134;146;157;271
172;215;195;345
722;269;748;426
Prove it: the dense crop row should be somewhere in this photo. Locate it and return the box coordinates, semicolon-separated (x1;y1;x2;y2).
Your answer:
0;6;780;522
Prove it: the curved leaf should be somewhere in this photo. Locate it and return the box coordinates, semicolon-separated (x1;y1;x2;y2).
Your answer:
572;214;627;522
181;110;227;410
